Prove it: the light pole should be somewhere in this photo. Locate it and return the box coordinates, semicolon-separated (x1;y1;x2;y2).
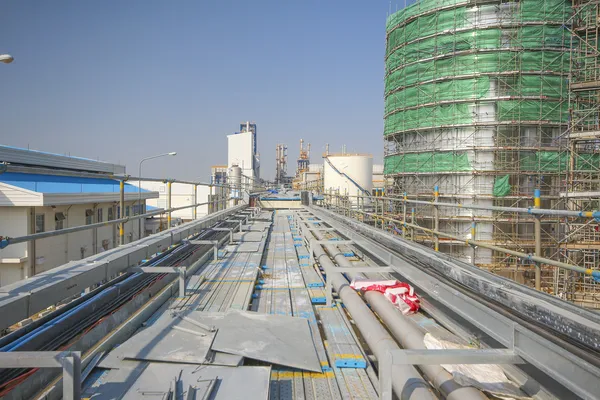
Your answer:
137;152;177;238
0;54;14;64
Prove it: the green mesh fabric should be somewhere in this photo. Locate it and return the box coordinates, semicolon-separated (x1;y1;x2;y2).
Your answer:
384;152;471;174
520;152;600;172
383;0;571;138
493;175;512;197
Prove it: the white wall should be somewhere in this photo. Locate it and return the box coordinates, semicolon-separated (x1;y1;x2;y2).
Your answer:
324;155;373;204
0;201;141;287
141;182;210;221
228;131;255;181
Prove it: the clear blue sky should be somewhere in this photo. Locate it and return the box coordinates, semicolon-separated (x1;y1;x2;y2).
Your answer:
0;0;404;181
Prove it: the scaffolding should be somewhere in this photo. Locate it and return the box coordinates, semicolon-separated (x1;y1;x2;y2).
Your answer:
558;0;600;307
384;0;579;294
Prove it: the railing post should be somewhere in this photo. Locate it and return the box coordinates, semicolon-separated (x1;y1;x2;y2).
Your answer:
209;185;214;214
402;192;407;238
167;180;172;228
534;188;542;291
471;219;477;263
119;179;125;246
411;207;415;241
434;185;439;251
193;184;198;220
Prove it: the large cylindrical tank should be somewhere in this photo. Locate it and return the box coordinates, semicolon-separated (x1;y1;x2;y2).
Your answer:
229;165;242;199
383;0;571;266
324;154;373;204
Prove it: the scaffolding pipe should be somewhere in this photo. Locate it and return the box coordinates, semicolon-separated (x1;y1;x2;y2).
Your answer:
325;193;600;220
534;189;542;291
352;209;600;282
302;221;437;400
303;217;487;400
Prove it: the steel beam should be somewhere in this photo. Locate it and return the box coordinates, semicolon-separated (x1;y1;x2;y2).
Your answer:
0;351;81;400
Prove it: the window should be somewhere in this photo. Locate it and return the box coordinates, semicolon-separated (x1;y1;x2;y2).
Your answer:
55;212;65;230
85;209;93;225
97;208;103;223
108;207;114;221
35;214;45;233
126;206;130;217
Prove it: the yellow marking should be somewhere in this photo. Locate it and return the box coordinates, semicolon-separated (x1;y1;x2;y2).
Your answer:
334;354;364;360
277;372;296;378
586;268;593;275
585;211;594;218
320;360;330;366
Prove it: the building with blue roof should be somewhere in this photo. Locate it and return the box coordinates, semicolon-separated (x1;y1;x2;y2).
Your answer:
0;146;159;287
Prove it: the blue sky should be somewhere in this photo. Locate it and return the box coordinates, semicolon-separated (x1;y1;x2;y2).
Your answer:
0;0;404;180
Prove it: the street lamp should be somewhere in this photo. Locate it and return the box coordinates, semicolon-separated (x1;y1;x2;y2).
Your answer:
0;54;14;64
137;152;177;238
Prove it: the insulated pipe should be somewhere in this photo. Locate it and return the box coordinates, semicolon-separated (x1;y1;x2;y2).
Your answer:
300;222;436;399
303;218;487;400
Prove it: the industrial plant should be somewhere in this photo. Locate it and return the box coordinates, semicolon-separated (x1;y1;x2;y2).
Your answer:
1;1;600;399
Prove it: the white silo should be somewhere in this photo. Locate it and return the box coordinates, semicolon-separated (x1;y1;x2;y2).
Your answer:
323;153;373;204
229;164;242;201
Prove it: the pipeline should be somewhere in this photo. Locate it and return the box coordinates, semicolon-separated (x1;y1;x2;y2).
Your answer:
301;215;488;400
298;218;437;399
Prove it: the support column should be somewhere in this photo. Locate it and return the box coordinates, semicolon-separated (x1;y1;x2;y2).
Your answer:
434;185;439;251
471;219;477;264
193;184;198;220
534;189;542;291
119;180;125;246
209;185;213;214
167;180;172;228
402;192;407;238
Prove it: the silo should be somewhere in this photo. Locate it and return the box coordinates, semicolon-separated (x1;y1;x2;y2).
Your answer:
324;154;373;204
229;165;242;201
384;0;570;270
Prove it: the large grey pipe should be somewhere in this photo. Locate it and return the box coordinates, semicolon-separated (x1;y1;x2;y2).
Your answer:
301;215;487;400
299;221;436;399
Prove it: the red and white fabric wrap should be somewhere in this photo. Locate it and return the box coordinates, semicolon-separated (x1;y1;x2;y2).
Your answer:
350;279;420;315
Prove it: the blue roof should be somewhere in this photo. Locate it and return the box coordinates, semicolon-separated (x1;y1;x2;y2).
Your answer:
0;172;151;194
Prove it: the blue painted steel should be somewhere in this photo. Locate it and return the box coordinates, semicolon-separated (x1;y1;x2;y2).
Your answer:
0;172;151;194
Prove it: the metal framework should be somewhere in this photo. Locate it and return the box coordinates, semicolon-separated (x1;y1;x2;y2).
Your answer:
382;0;600;305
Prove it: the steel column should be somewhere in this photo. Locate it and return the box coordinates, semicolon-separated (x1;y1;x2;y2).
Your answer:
534;189;542;291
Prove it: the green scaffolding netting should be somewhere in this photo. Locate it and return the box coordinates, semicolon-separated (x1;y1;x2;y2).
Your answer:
386;0;572;33
384;151;600;175
520;152;600;172
385;26;570;72
384;152;471;174
493;175;512;197
383;0;572;136
384;75;566;115
385;51;570;96
384;100;567;135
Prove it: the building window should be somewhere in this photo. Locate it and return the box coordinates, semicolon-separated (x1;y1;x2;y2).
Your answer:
85;209;93;225
35;214;45;233
126;206;130;217
108;207;114;221
97;208;103;223
55;212;65;230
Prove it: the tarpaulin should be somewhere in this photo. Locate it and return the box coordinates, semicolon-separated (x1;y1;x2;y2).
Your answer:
350;279;420;315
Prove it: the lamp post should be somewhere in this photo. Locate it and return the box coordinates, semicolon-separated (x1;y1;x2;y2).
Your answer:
0;54;14;64
137;152;177;238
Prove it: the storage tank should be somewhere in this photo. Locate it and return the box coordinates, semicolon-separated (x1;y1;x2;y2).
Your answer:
229;165;242;200
383;0;571;266
323;154;373;204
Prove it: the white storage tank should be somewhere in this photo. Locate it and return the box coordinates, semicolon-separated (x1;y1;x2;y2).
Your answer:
323;153;373;204
229;165;242;200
